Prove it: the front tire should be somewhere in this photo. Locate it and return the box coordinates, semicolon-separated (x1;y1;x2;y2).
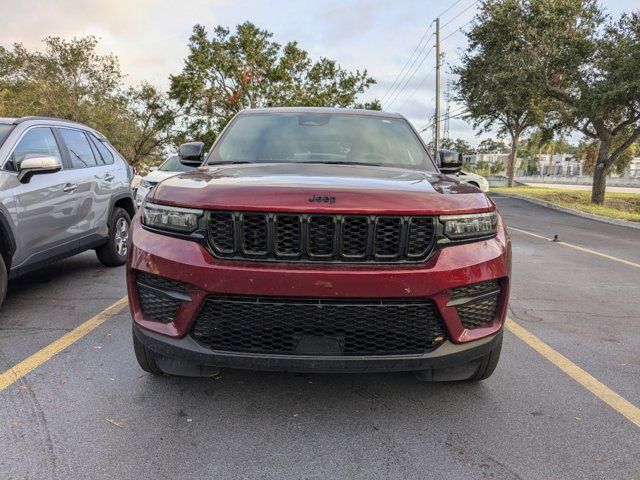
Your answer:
96;207;131;267
0;255;7;308
466;334;502;381
414;334;502;382
132;328;164;375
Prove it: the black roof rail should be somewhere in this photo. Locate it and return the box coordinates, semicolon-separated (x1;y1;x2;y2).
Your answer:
13;116;107;141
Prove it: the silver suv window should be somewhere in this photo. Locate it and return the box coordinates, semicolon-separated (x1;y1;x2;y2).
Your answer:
89;134;114;165
59;128;98;168
5;127;62;172
0;124;13;148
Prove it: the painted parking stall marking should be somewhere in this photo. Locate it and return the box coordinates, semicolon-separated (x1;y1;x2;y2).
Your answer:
0;296;128;393
508;226;640;269
506;318;640;428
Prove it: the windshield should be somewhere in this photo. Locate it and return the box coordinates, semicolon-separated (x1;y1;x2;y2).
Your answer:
0;124;14;148
159;154;196;172
208;113;435;171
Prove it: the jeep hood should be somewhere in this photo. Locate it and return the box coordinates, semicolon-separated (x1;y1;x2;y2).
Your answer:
149;163;493;215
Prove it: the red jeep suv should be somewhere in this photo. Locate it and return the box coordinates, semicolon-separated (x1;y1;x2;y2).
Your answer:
127;108;510;381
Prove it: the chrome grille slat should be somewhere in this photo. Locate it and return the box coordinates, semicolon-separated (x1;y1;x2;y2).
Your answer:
207;211;436;263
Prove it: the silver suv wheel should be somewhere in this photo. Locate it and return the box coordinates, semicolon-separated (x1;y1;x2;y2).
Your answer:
115;217;129;256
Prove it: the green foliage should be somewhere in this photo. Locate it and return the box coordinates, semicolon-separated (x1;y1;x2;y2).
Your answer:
440;137;475;155
523;1;640;202
426;137;475;155
476;138;508;153
0;37;177;167
169;22;378;147
454;0;549;186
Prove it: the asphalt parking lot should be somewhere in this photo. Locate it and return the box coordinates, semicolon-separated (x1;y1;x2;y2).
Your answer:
0;197;638;480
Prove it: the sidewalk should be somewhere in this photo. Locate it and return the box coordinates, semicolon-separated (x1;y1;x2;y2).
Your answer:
521;182;640;195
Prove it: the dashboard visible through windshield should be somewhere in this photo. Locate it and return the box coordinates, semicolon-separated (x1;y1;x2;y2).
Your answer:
207;113;436;171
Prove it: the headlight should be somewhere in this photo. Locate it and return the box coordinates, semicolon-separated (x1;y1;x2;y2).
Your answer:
142;202;203;233
440;211;498;240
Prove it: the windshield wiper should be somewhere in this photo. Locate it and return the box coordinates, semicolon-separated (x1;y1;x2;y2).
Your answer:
207;161;254;165
301;161;383;167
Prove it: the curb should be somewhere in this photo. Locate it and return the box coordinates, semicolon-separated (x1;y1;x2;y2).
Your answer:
489;193;640;230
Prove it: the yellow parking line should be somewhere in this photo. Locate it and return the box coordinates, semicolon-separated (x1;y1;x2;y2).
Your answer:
0;296;128;393
506;318;640;428
508;226;640;269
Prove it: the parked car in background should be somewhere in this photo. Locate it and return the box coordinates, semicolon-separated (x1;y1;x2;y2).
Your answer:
454;170;489;192
128;107;510;382
135;154;197;207
131;168;143;198
0;116;135;307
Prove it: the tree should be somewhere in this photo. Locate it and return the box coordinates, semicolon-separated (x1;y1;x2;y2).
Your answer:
426;137;474;155
441;138;475;155
0;36;124;122
124;83;179;166
0;36;177;167
476;138;508;154
454;0;547;187
169;22;378;147
526;1;640;203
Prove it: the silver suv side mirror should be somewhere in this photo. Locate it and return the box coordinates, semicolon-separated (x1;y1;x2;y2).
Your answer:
18;155;62;183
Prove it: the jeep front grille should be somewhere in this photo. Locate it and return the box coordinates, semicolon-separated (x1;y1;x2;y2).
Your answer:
190;296;446;355
206;211;436;262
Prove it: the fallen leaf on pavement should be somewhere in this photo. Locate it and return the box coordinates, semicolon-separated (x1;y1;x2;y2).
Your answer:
106;417;124;429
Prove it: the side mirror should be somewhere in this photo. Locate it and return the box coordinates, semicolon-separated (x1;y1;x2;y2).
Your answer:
437;149;463;174
17;155;62;183
178;142;205;166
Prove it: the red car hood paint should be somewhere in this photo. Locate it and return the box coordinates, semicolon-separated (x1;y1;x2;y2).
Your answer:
149;163;493;215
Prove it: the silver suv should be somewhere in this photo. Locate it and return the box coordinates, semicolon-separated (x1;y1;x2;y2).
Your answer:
0;117;135;306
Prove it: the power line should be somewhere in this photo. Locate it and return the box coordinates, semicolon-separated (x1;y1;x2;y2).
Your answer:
420;110;468;133
419;107;468;132
384;37;435;108
385;44;436;109
395;66;437;111
441;18;474;41
380;24;434;104
436;0;466;18
440;0;479;29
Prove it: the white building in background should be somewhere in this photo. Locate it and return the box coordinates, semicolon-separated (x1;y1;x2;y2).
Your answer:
626;157;640;177
463;151;640;177
536;153;582;176
463;152;514;168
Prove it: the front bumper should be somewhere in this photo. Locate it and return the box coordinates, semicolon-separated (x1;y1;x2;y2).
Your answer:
127;214;511;371
134;323;502;375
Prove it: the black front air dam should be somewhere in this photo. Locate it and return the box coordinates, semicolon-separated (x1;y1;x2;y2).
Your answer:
134;323;502;375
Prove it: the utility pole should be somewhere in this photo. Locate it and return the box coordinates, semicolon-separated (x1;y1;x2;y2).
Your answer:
444;82;450;141
434;17;441;154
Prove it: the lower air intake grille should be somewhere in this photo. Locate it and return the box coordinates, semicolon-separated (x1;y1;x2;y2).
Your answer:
457;295;500;329
451;280;501;329
136;272;186;324
190;296;447;356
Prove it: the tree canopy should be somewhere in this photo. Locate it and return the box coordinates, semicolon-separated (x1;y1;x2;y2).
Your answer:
0;36;177;167
169;22;378;147
526;0;640;203
454;0;548;187
456;0;640;201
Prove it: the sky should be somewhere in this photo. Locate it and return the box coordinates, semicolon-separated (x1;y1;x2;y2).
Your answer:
0;0;635;147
